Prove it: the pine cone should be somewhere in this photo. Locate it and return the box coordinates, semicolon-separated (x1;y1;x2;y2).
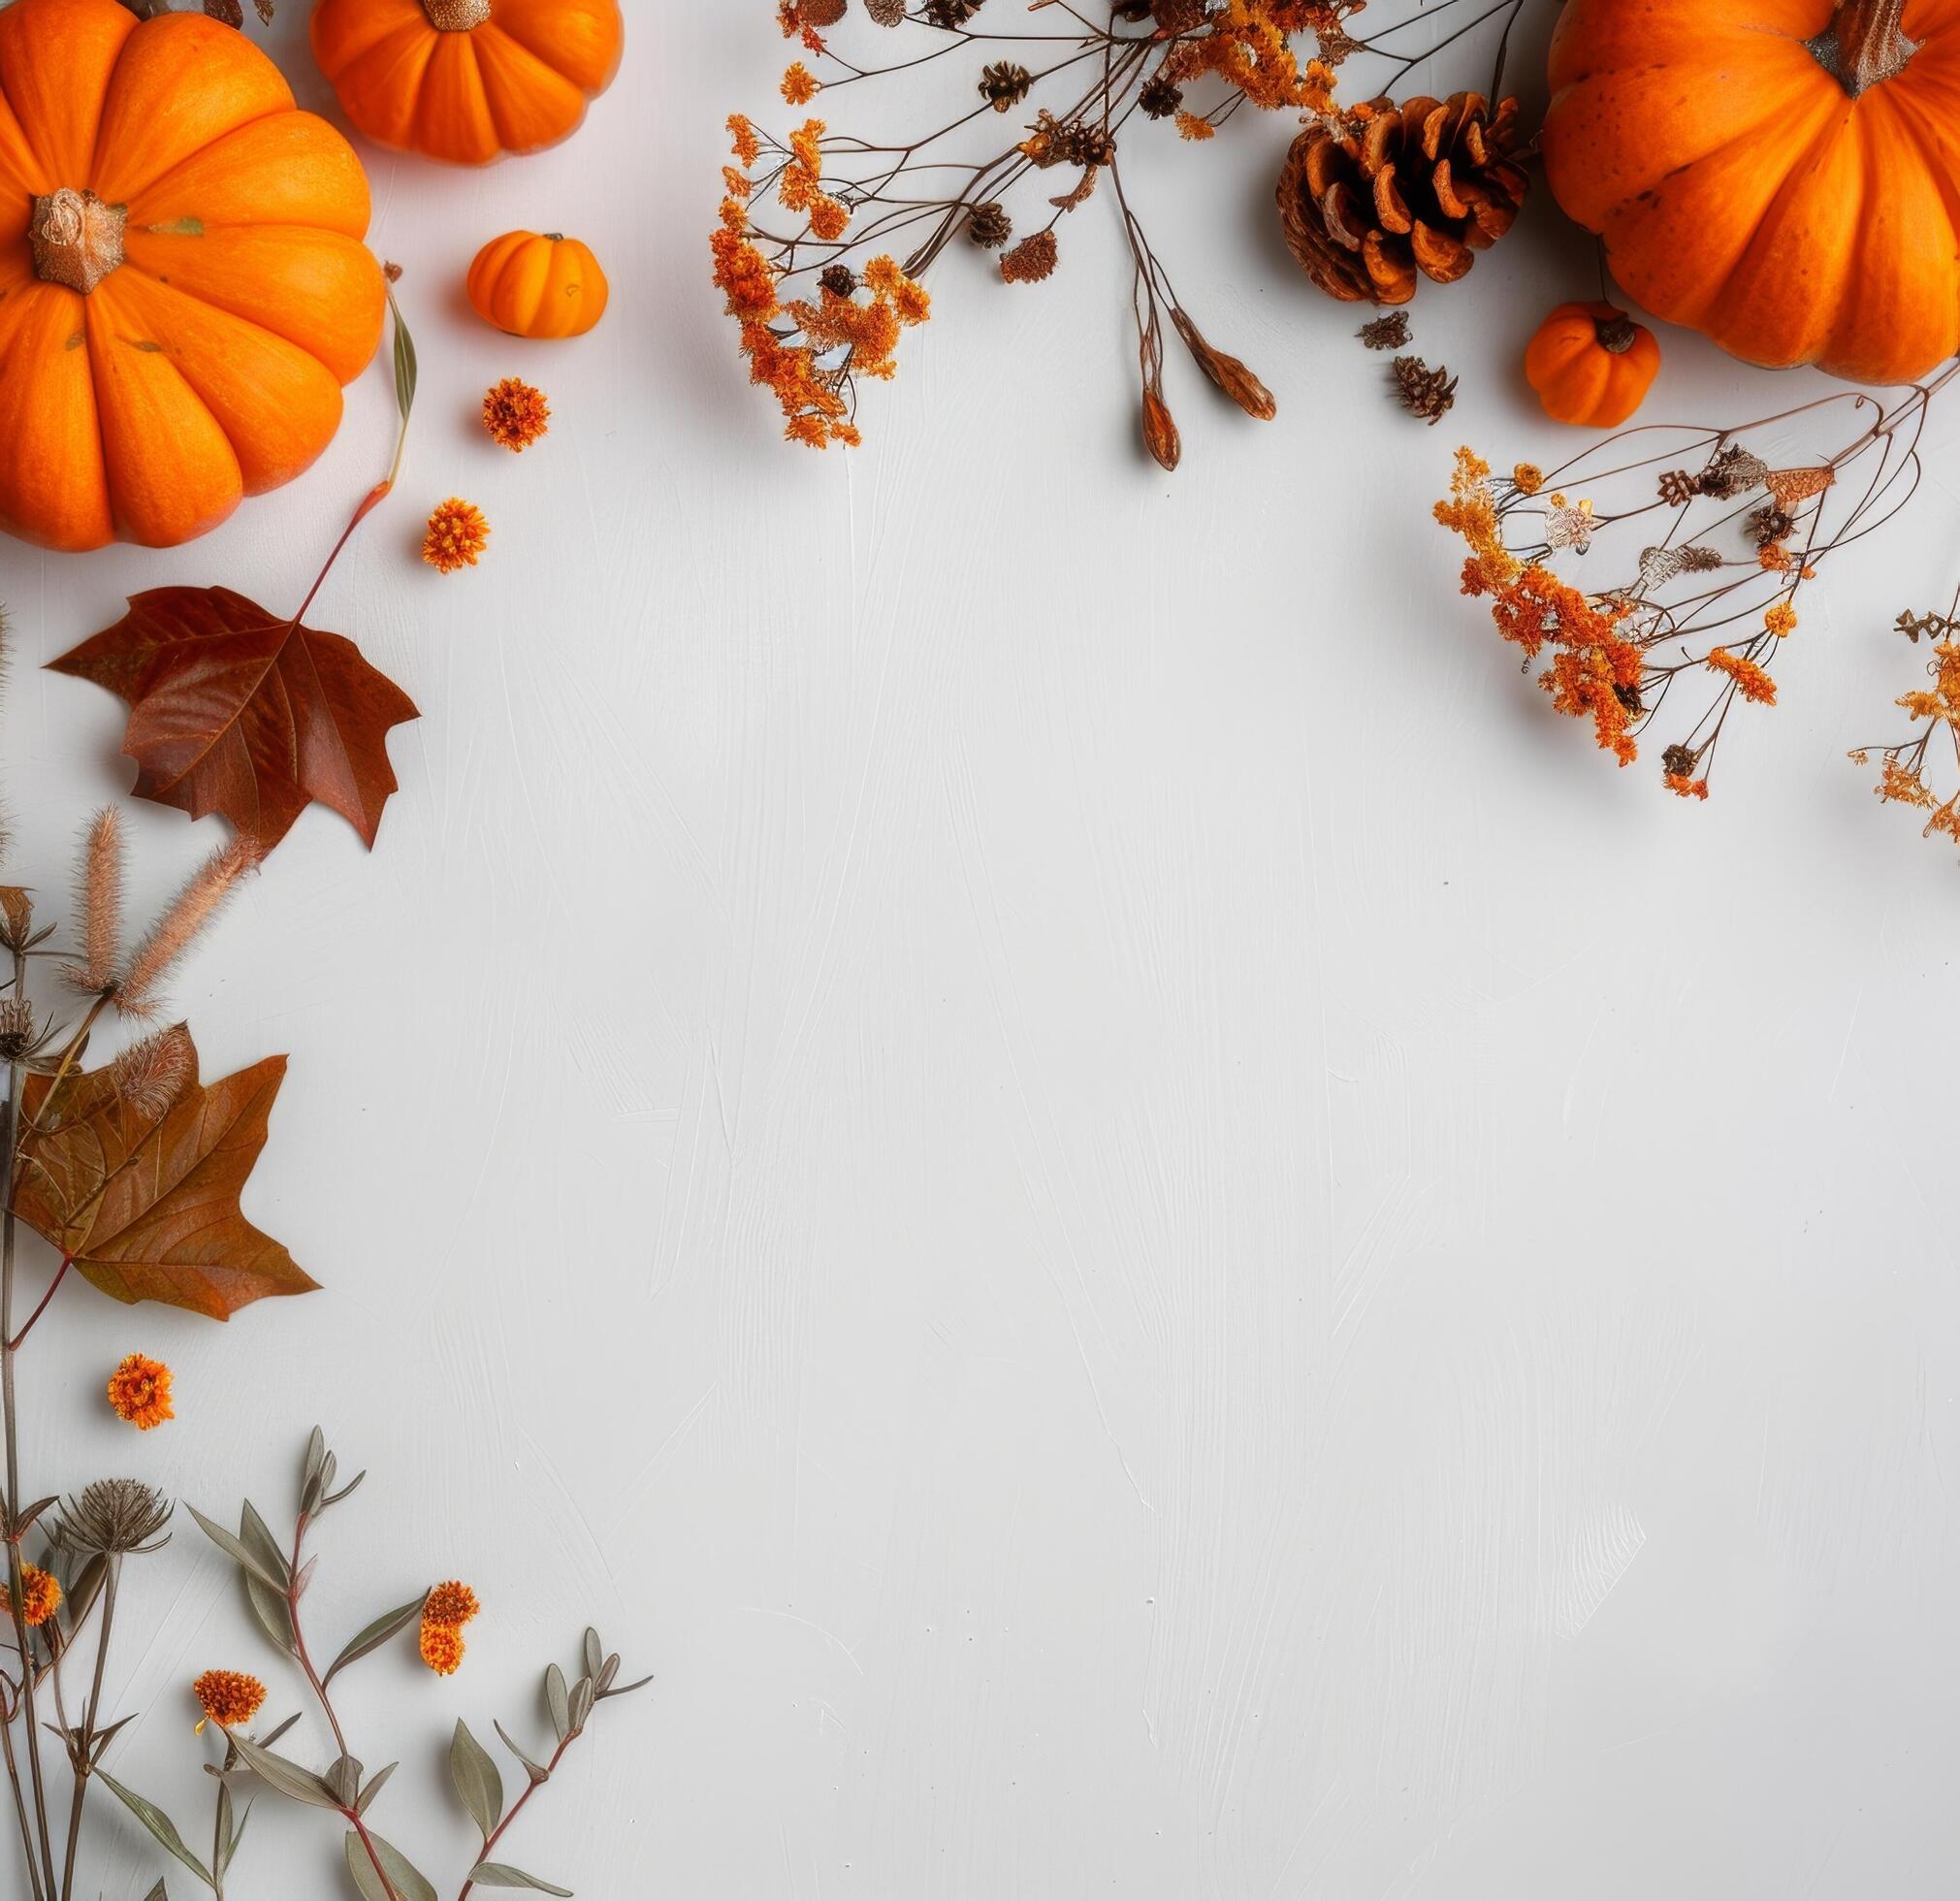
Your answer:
1276;93;1526;306
966;201;1012;248
1391;355;1457;426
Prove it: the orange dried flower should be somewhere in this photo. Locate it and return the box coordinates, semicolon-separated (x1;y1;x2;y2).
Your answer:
107;1353;174;1431
1706;648;1778;705
424;1580;481;1628
419;1622;466;1676
781;61;819;105
1764;602;1797;638
727;113;761;168
1512;463;1545;496
7;1564;60;1628
423;499;490;574
482;378;550;453
193;1669;266;1731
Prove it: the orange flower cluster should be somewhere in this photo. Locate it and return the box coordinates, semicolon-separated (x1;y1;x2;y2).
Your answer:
1706;648;1778;706
714;117;931;448
423;499;490;573
483;377;550;452
1438;449;1651;766
420;1576;480;1676
6;1564;60;1628
1159;2;1338;115
193;1669;267;1732
107;1352;174;1430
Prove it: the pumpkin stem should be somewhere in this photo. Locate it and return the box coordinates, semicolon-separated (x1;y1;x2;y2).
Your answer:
28;188;126;296
421;0;490;27
1594;310;1638;355
1808;0;1917;97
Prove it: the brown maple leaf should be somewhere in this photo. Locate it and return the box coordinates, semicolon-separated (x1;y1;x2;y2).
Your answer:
11;1029;316;1320
49;587;418;854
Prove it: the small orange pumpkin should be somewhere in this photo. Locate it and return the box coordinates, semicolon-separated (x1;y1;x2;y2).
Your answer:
310;0;626;168
0;0;383;553
466;231;608;338
1525;303;1661;427
1544;0;1960;385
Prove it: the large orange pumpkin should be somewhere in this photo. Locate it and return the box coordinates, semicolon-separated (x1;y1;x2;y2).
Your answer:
1543;0;1960;386
310;0;626;167
0;0;384;553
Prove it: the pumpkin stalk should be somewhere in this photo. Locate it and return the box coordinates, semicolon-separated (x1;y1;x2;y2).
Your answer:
28;189;125;297
1808;0;1917;96
1594;310;1638;355
420;0;490;27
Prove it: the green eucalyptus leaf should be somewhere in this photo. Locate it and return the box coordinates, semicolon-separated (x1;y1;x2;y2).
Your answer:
220;1792;249;1877
325;1595;428;1684
582;1629;602;1680
566;1677;594;1736
468;1866;572;1895
97;1770;214;1888
229;1734;343;1811
450;1720;503;1841
186;1505;287;1595
243;1566;298;1658
390;294;418;427
544;1664;569;1744
494;1721;549;1786
357;1761;398;1816
237;1502;290;1583
344;1828;436;1901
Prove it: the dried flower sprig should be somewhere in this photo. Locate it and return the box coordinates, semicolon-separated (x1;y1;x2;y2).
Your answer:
1851;587;1960;854
1435;367;1954;802
724;0;1530;462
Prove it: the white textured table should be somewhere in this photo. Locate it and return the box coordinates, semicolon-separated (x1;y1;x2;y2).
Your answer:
4;8;1958;1899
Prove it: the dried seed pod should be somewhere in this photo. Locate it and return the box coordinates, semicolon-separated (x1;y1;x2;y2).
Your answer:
1170;309;1276;422
1141;386;1181;472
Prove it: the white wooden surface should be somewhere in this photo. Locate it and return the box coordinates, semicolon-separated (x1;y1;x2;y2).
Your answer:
4;8;1959;1898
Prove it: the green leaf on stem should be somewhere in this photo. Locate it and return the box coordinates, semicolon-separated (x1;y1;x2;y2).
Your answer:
390;289;419;429
185;1505;287;1595
97;1770;214;1888
468;1866;573;1895
229;1734;344;1811
545;1664;570;1744
450;1720;504;1841
145;1884;171;1901
343;1828;436;1901
357;1761;398;1816
325;1594;428;1684
494;1721;550;1787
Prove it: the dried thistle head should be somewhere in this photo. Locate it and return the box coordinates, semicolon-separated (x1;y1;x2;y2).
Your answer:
0;996;36;1062
54;1480;174;1558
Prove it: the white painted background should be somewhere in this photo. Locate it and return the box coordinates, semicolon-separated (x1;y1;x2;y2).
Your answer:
3;6;1959;1898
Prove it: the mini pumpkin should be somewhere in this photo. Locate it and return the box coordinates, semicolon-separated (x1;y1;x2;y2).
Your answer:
466;231;608;338
1543;0;1960;386
310;0;626;167
1526;303;1661;428
0;0;384;553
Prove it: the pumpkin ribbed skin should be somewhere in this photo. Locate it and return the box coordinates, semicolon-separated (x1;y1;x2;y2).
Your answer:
1543;0;1960;386
310;0;625;167
0;0;383;553
466;230;608;338
1526;303;1662;427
